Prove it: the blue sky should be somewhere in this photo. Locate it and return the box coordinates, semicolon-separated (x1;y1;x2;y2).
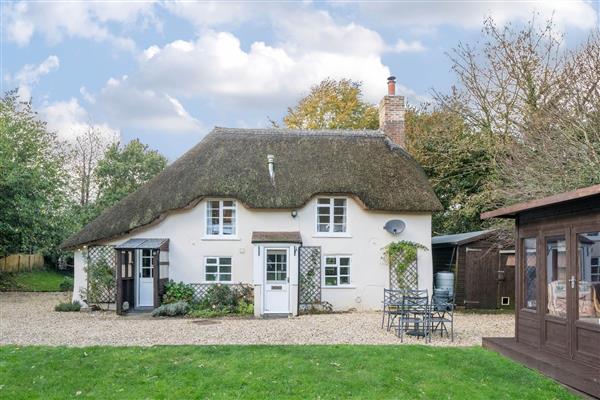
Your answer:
2;1;599;160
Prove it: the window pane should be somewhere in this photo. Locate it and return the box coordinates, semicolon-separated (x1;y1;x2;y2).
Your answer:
334;199;346;207
325;257;336;265
206;258;217;264
340;276;349;284
206;265;218;273
318;198;330;205
546;237;567;318
267;273;276;281
317;224;329;233
340;267;349;275
223;201;234;207
340;257;350;266
325;277;337;286
206;274;216;281
219;274;232;282
220;258;232;265
333;224;345;233
325;266;337;276
577;232;600;324
523;238;537;310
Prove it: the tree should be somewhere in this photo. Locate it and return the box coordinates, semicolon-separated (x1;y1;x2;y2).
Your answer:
281;78;379;130
95;139;167;210
69;126;116;206
436;17;600;214
405;108;497;235
0;90;70;254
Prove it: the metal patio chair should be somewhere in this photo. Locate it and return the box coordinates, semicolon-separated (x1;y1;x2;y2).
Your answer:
397;290;430;343
429;290;455;341
382;289;404;331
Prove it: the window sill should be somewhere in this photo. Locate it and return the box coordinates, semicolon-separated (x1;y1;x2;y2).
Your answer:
202;236;241;241
322;285;356;289
312;233;352;238
201;281;234;285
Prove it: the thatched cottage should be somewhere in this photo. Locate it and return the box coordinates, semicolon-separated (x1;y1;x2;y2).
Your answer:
62;77;442;316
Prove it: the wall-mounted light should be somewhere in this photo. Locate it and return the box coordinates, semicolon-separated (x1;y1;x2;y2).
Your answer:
291;210;298;218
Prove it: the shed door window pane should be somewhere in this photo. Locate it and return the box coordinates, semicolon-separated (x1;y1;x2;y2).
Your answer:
317;198;346;233
523;238;537;310
577;231;600;325
206;200;236;236
205;257;232;282
546;237;567;318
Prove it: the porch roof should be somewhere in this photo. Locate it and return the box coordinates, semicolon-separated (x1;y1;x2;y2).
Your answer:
251;231;302;244
114;238;169;249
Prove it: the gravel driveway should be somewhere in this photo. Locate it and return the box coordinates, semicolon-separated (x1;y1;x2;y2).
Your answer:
0;292;514;347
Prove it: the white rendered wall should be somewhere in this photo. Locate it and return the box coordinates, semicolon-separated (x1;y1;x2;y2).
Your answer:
72;250;87;305
74;196;433;312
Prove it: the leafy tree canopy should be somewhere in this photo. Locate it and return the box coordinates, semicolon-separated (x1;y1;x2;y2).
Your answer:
0;91;70;254
95;139;168;210
282;78;379;130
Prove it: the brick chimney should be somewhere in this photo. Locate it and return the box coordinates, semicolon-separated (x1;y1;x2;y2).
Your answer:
378;76;405;148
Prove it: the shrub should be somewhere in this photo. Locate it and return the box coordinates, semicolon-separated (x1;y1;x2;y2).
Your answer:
235;299;254;315
152;301;189;317
59;276;74;292
54;301;81;312
162;281;195;304
200;284;237;312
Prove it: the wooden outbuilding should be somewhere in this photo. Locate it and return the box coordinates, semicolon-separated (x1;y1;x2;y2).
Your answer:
432;230;515;309
482;185;600;397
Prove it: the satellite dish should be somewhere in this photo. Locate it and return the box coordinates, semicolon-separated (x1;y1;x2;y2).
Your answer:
384;219;405;235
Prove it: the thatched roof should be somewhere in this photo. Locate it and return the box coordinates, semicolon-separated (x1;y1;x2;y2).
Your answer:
62;127;441;249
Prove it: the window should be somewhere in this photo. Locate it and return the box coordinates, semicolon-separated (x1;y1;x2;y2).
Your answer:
140;249;153;278
205;257;232;282
206;200;236;236
546;236;567;318
266;250;287;282
316;198;347;233
523;238;537;310
577;232;600;325
324;256;351;286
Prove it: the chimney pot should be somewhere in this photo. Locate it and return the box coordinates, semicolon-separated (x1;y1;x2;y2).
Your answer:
387;76;396;96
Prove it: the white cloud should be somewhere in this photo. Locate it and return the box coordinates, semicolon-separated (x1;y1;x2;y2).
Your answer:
392;39;426;53
2;1;156;50
355;0;598;31
131;30;393;107
92;75;203;134
39;98;120;143
14;55;60;100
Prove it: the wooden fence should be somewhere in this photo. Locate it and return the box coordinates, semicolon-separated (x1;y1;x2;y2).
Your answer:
0;253;44;273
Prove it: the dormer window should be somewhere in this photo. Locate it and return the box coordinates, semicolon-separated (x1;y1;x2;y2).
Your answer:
206;200;237;236
316;198;347;233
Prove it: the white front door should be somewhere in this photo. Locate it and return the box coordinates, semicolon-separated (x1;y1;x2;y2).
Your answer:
264;249;290;314
137;249;154;307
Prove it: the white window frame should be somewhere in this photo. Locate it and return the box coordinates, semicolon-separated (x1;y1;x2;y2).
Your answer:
322;255;351;287
315;197;347;235
591;257;600;282
205;199;237;237
204;256;232;282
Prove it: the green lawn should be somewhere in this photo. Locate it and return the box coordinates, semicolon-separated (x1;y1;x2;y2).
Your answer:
0;270;72;292
0;345;575;399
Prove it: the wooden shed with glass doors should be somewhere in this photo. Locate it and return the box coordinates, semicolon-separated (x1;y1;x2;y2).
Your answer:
481;185;600;397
